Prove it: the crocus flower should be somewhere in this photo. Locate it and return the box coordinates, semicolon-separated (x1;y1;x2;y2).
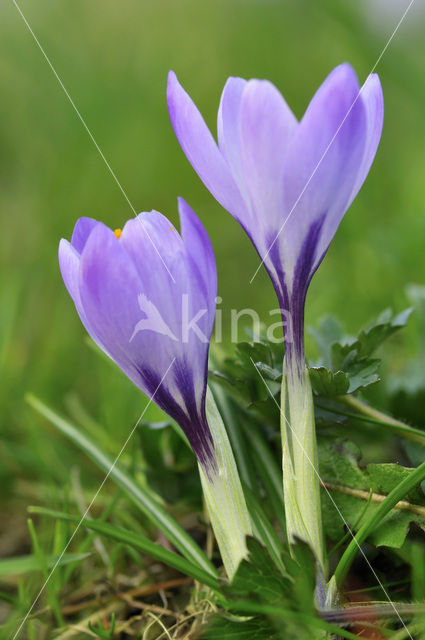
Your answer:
59;198;251;577
167;65;384;574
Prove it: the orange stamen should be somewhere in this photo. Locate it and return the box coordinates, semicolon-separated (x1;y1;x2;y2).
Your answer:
114;228;122;239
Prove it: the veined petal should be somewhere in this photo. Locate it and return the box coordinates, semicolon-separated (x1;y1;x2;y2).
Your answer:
122;211;184;266
76;218;215;463
167;71;248;225
350;73;384;200
79;223;180;387
59;238;105;351
119;212;186;342
217;77;247;191
239;79;297;236
178;197;217;326
71;217;99;253
281;64;367;276
59;239;82;305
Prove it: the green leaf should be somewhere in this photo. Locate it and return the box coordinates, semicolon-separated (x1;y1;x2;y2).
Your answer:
308;308;412;397
309;367;349;397
0;552;91;577
209;337;283;415
319;437;425;548
225;537;316;615
334;456;425;588
243;489;285;575
228;538;290;605
201;537;359;640
29;507;220;592
26;394;217;578
202;538;323;640
356;307;413;358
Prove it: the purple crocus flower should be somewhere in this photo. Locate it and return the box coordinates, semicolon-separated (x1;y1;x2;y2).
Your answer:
58;198;216;469
167;64;383;360
167;64;383;575
59;198;252;577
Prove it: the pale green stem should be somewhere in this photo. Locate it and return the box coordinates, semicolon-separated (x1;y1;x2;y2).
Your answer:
281;356;325;572
199;387;252;579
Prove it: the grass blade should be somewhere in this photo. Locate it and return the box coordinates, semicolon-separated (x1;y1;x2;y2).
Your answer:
27;394;217;578
0;553;91;577
29;506;220;592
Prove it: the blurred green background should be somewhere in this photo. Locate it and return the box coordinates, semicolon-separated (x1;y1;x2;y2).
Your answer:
1;0;425;564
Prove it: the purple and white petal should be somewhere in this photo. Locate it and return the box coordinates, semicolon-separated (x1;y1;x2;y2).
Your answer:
281;64;367;274
239;79;297;236
59;238;104;349
349;73;384;202
167;71;249;226
217;77;247;192
178;197;217;324
168;64;383;335
60;207;217;466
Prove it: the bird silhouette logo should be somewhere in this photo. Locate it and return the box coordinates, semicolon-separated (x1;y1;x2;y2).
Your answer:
129;294;178;342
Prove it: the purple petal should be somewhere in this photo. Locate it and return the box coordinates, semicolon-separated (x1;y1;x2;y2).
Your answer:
121;211;184;274
167;71;248;225
178;197;217;325
217;77;247;191
350;73;384;201
58;238;105;350
59;239;82;305
77;220;215;461
239;79;297;237
71;217;99;254
119;212;185;341
281;63;367;271
78;223;174;384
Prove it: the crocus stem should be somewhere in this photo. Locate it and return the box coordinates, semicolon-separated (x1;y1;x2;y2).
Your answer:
199;387;252;579
281;352;325;573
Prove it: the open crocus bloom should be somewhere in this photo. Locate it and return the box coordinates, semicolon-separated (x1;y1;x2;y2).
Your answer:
167;64;383;358
59;198;251;577
168;65;383;577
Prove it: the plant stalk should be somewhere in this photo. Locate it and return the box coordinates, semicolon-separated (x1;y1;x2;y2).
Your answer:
281;355;325;573
200;387;252;578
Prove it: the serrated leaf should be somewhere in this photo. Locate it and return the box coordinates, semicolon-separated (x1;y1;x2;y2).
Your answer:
308;308;411;397
319;438;425;548
344;359;380;393
206;538;321;640
309;367;349;397
229;538;287;604
254;362;282;382
356;307;413;358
